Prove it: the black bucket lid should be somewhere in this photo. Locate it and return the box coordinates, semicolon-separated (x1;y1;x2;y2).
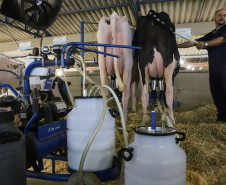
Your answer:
0;110;14;124
74;96;102;99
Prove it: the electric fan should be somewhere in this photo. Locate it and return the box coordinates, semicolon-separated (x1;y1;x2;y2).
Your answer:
0;0;63;30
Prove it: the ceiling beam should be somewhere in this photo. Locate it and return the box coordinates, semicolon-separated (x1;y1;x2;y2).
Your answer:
0;18;44;37
59;3;129;16
59;1;182;16
140;0;182;4
127;0;140;20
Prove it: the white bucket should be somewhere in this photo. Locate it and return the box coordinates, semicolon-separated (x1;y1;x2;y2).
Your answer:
125;127;186;185
67;97;115;171
25;56;49;91
29;76;41;90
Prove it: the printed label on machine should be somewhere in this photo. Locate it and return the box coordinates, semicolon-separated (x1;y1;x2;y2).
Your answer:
48;125;61;133
55;102;67;113
44;79;53;90
37;120;67;140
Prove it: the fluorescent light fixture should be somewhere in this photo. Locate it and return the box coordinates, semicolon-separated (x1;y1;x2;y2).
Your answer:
180;59;185;64
187;65;191;69
55;70;63;76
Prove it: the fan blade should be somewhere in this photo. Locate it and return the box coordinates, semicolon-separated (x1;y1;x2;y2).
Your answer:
37;5;46;23
42;1;53;10
38;5;44;16
25;5;38;13
25;0;36;5
29;9;40;23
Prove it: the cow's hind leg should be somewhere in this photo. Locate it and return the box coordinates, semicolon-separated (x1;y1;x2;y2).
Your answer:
140;66;151;126
131;81;138;112
98;52;109;96
121;49;133;123
164;58;177;125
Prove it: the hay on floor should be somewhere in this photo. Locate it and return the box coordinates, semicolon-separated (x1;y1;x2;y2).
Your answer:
23;101;226;185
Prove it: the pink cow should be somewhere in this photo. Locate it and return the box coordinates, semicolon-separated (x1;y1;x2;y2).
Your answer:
97;12;139;122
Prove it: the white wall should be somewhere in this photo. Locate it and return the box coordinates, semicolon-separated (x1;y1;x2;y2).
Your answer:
64;70;213;108
173;71;213;108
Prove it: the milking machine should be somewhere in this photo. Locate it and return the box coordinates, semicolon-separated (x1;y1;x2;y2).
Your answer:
0;40;187;185
20;49;74;181
0;42;140;184
0;46;73;184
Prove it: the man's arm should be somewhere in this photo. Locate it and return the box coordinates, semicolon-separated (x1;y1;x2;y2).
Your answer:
177;42;194;48
196;36;226;49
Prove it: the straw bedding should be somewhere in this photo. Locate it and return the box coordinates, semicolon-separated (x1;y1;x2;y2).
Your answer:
24;101;226;185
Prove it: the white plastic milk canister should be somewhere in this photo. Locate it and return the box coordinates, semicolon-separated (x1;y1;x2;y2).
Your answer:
124;126;186;185
67;96;115;172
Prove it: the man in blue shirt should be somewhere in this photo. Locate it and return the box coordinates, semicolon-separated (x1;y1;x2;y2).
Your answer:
178;8;226;121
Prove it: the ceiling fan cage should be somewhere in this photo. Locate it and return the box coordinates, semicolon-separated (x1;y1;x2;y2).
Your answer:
0;0;63;30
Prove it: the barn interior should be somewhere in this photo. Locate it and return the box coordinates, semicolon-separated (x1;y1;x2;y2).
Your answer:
0;0;226;185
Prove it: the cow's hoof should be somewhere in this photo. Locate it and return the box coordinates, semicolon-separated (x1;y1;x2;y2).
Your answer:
141;114;151;127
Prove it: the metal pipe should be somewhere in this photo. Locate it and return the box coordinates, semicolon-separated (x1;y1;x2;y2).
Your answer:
72;45;119;58
61;42;140;67
81;21;84;96
0;69;22;90
26;171;71;182
52;160;55;174
24;59;70;102
0;53;25;65
159;79;163;91
62;42;141;49
152;79;157;91
0;84;21;97
24;112;38;134
45;155;67;161
0;19;42;38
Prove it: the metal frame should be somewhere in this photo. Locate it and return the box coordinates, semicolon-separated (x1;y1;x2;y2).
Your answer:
0;17;52;37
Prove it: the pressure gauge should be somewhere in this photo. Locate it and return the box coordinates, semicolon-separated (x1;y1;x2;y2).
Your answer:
41;46;51;54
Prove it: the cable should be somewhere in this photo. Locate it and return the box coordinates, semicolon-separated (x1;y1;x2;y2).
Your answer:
60;67;75;108
89;85;128;147
78;55;87;96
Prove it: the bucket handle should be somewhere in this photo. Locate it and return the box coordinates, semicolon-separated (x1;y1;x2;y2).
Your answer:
109;108;120;118
117;147;134;161
175;131;186;144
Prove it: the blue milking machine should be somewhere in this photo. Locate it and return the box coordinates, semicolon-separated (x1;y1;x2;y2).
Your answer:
0;42;140;183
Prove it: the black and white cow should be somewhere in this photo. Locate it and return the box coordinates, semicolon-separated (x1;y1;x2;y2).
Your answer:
133;10;180;124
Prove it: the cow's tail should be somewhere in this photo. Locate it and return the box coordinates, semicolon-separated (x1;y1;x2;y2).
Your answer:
111;12;126;91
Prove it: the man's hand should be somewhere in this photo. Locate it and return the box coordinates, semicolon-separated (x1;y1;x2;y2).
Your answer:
195;41;205;50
